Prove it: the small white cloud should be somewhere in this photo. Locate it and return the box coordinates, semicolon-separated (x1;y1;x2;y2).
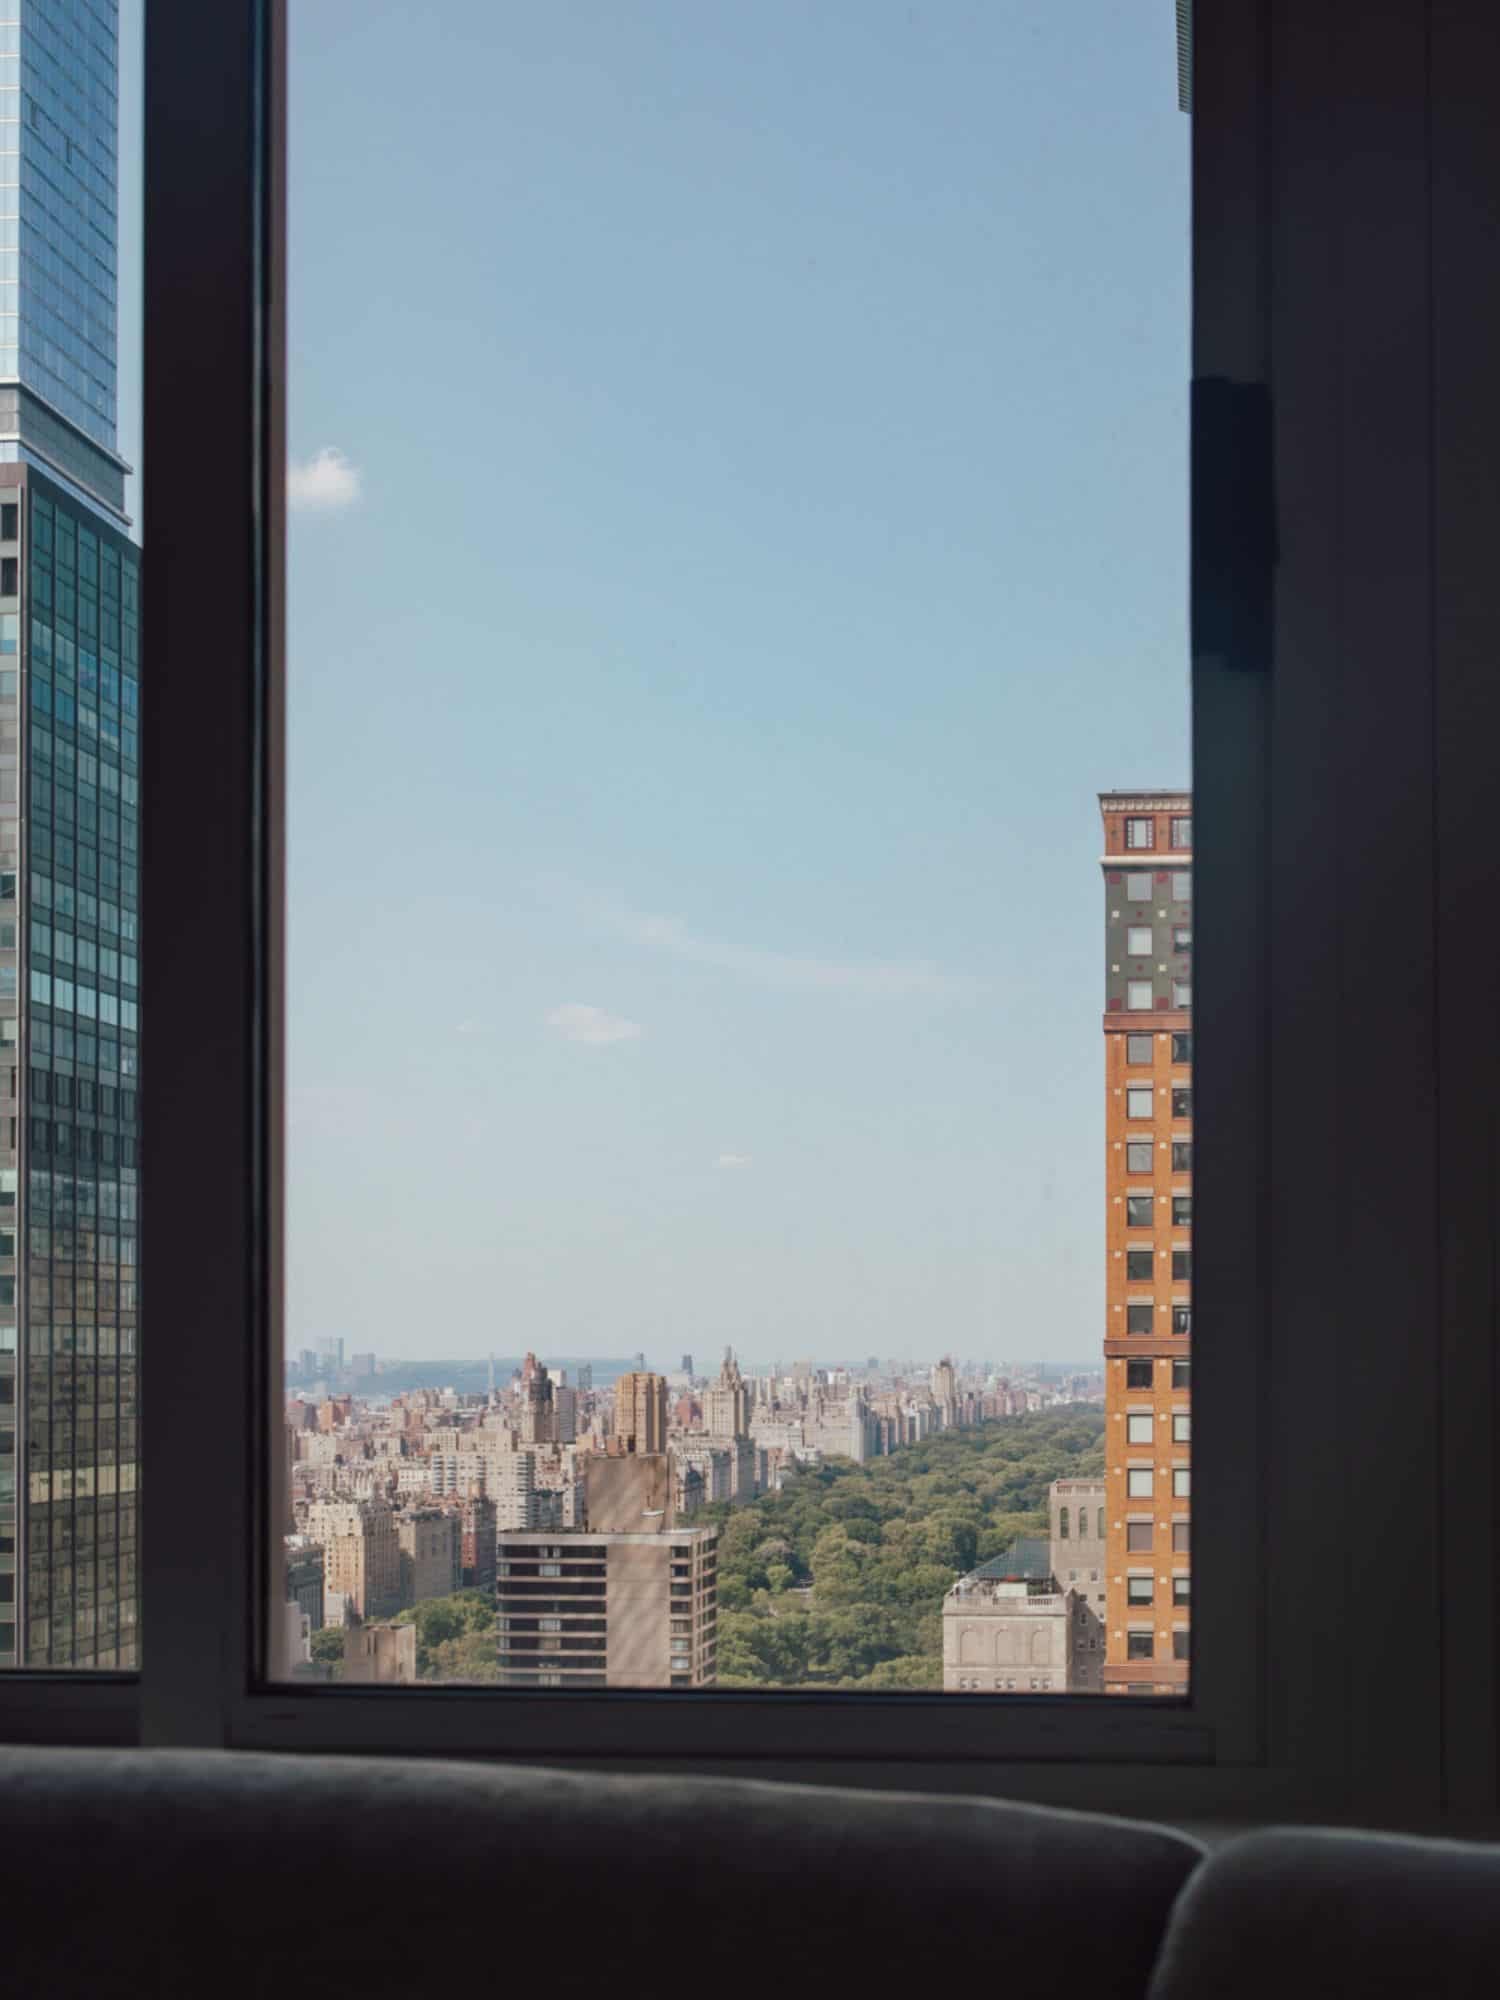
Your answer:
716;1153;752;1170
288;446;362;512
546;1002;643;1047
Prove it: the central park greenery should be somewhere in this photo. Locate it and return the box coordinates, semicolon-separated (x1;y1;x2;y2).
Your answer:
306;1406;1104;1688
707;1405;1104;1689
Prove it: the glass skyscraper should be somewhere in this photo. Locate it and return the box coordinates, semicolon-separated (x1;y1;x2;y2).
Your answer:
0;0;138;1670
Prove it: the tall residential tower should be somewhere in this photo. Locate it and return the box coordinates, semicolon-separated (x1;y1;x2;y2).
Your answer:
0;0;139;1670
1100;794;1190;1695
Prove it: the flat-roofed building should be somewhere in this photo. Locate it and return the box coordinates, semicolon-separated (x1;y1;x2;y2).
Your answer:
496;1526;718;1689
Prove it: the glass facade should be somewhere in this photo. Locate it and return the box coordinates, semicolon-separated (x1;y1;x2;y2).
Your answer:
0;0;118;447
16;473;137;1667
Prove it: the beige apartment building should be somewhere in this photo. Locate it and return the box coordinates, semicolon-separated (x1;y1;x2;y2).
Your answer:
397;1508;460;1606
307;1499;401;1623
496;1526;718;1689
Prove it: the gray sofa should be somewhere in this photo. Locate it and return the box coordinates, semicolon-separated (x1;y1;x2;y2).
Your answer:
0;1750;1489;1996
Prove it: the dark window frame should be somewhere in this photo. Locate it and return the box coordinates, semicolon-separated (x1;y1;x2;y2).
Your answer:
0;0;1486;1832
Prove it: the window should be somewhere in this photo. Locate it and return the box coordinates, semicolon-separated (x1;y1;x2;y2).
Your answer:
1059;1506;1070;1539
1126;1195;1154;1227
1172;1358;1191;1390
1172;1250;1191;1281
0;504;15;543
1125;873;1153;902
0;558;15;599
1173;1575;1191;1604
1171;1089;1192;1119
1126;980;1153;1011
1126;1359;1154;1389
1172;1196;1192;1228
1170;871;1190;902
1173;925;1191;952
1170;816;1191;848
1126;1250;1154;1280
1171;1141;1192;1171
1173;1413;1191;1443
1172;980;1191;1008
1173;1468;1191;1498
1172;1631;1190;1663
1126;1632;1155;1660
1172;1306;1192;1337
1125;816;1154;848
1126;1305;1153;1334
1127;1414;1154;1444
1126;1522;1153;1553
1125;1033;1153;1064
1126;1141;1154;1172
1171;1032;1192;1063
1172;1522;1190;1554
1127;1470;1154;1499
1126;1087;1154;1118
1127;1575;1154;1604
1126;926;1153;956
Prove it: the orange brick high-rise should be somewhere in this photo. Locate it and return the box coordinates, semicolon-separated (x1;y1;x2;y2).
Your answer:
1100;793;1191;1693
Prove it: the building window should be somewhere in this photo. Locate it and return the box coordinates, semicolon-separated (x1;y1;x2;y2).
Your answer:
1126;1522;1153;1553
1125;816;1154;849
1171;1088;1192;1118
1126;1250;1154;1280
1173;1631;1190;1662
1173;1575;1191;1604
1126;1141;1154;1173
1126;1358;1154;1389
1172;1358;1191;1390
1172;1250;1191;1281
1171;1141;1192;1171
1126;980;1153;1010
1171;871;1191;902
1171;1031;1192;1063
1172;1195;1192;1227
0;558;15;598
1173;1413;1191;1443
1126;1631;1155;1660
1172;1306;1191;1337
1172;1522;1191;1553
1125;873;1153;902
1172;980;1192;1008
1173;1468;1191;1498
1127;1413;1154;1444
1127;1576;1154;1604
1127;1304;1153;1335
1127;1469;1154;1498
1125;1033;1153;1064
0;504;15;542
1126;925;1153;955
1058;1506;1070;1539
1126;1195;1154;1227
1126;1086;1154;1118
1173;925;1191;952
1170;816;1192;848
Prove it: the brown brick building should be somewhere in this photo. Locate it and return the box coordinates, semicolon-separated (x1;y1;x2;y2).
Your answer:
1099;793;1192;1693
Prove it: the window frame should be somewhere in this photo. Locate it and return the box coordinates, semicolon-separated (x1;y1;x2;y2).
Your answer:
0;0;1487;1831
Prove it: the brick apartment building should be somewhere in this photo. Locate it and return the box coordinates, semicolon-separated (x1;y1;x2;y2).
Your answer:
1100;792;1192;1693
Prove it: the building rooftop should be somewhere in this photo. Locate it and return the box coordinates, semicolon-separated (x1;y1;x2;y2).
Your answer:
972;1536;1053;1583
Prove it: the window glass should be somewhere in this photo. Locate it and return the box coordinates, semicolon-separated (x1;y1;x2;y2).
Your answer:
279;5;1189;1700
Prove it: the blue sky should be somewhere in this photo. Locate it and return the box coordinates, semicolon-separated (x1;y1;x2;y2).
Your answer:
280;0;1189;1369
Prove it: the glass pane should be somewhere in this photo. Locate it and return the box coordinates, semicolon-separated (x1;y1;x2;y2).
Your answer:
0;0;142;1672
280;3;1189;1696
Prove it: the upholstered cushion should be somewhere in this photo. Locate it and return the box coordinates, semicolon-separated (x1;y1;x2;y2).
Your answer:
1151;1826;1500;1999
0;1748;1201;1998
